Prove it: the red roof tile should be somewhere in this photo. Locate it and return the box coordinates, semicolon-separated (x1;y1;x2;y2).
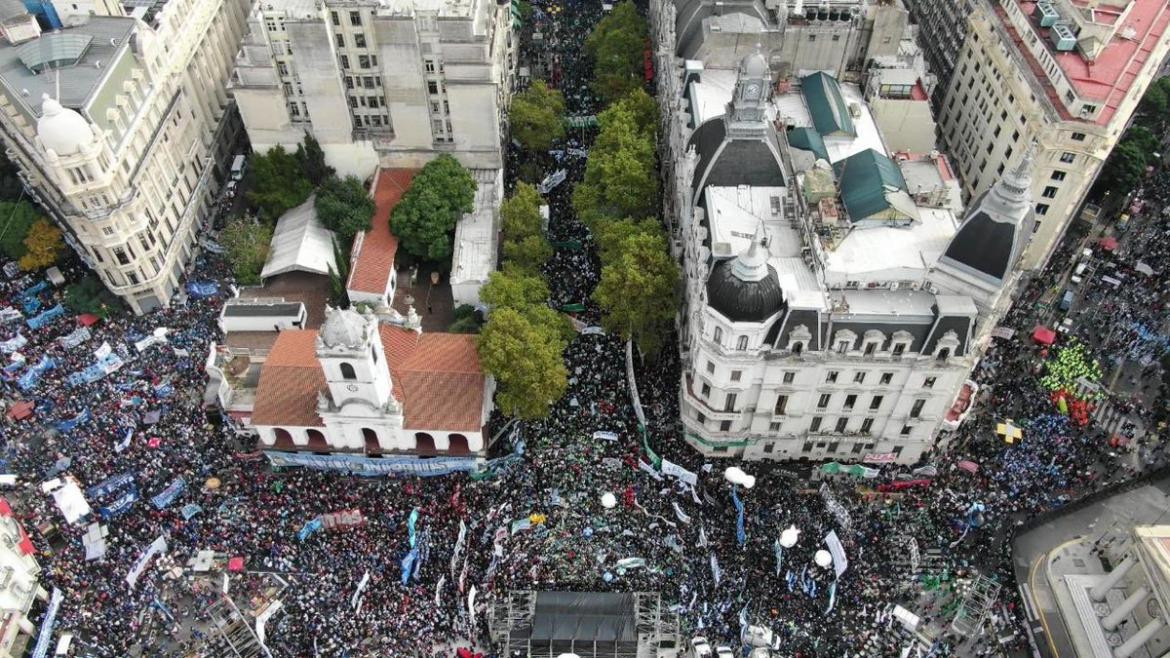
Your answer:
251;330;326;428
379;325;485;431
348;168;417;294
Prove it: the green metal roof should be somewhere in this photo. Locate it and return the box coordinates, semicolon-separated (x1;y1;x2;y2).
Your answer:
833;149;909;222
786;126;829;162
800;71;855;137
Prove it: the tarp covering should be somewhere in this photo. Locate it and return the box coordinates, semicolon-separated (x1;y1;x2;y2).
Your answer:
1032;325;1056;346
261;195;339;279
521;592;636;643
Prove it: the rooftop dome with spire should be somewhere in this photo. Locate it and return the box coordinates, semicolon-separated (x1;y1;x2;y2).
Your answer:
940;143;1037;283
318;306;370;350
740;45;769;78
706;229;785;323
36;95;95;157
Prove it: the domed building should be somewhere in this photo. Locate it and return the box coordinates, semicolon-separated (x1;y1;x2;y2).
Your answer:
0;3;250;314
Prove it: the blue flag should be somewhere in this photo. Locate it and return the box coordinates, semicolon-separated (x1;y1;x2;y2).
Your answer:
298;518;323;542
400;547;419;585
731;488;746;547
774;540;783;576
407;507;420;548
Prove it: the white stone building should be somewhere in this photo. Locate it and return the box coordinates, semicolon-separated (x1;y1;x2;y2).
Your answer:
657;37;1035;464
249;306;494;457
0;0;249;314
934;0;1170;270
0;499;48;658
230;0;517;180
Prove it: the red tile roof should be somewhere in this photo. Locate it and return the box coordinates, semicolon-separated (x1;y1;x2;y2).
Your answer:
348;168;418;294
251;325;485;433
251;330;326;428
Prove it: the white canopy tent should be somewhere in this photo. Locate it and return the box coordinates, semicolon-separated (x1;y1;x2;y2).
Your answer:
260;195;339;279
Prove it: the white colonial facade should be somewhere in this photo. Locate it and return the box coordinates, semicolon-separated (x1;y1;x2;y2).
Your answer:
0;0;248;313
231;0;517;179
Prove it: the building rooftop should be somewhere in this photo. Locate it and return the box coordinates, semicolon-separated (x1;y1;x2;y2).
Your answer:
261;195;339;280
0;17;135;116
450;169;498;290
348;168;415;295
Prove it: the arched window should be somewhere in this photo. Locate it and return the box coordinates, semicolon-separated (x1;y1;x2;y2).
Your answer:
362;428;380;453
414;432;436;454
339;362;356;380
936;348;950;361
792;342;803;355
272;428;295;451
448;433;470;455
306;429;329;452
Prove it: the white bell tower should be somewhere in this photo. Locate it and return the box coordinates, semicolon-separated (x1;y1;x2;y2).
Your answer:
315;306;393;410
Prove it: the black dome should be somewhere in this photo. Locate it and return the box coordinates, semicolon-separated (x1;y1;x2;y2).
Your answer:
706;259;785;322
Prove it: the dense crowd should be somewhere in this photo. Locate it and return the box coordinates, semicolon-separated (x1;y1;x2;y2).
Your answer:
1;1;1168;657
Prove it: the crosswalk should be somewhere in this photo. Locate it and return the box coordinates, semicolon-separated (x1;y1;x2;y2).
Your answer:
1090;400;1145;441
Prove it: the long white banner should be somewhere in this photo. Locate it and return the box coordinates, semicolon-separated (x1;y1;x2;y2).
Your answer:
126;535;168;589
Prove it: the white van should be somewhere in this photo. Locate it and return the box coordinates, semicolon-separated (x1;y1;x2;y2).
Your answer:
230;154;246;181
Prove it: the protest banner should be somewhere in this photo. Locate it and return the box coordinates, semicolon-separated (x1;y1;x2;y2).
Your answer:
126;535;167;589
150;477;186;509
825;530;848;578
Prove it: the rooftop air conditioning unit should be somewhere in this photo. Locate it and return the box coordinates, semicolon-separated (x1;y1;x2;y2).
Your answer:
1050;23;1077;52
1034;1;1059;28
847;102;862;118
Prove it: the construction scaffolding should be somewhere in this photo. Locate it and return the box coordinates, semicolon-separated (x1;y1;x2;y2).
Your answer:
950;574;1001;637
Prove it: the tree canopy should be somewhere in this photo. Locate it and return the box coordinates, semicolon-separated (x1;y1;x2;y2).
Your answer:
593;229;678;356
220;217;273;285
500;182;544;241
502;234;553;273
64;274;123;316
476;307;568;420
247;145;313;222
586;1;648;103
391;155;476;261
296;134;334;186
594;216;660;264
480;266;550;309
510;81;566;152
1097;125;1158;193
316;175;374;242
572;99;658;225
19;219;63;270
0;200;44;261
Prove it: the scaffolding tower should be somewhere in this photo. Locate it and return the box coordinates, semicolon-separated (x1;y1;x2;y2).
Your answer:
950;574;1001;637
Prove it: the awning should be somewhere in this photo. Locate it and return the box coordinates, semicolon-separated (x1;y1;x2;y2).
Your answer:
1032;325;1056;346
6;400;34;420
1099;236;1119;251
77;313;100;326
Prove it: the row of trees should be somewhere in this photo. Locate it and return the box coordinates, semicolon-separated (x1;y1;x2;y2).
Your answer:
575;88;678;356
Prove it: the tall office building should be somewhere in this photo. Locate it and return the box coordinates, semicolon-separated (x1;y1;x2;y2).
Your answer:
934;0;1170;270
231;0;517;179
0;0;249;313
900;0;975;103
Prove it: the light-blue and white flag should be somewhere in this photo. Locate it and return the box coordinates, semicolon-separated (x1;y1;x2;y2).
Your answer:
825;579;838;615
407;507;420;548
774;540;784;576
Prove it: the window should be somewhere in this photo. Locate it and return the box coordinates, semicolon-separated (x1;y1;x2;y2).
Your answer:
764;438;777;449
900;425;912;436
810;417;823;432
910;399;925;418
1071;132;1086;141
826;371;839;383
1042;186;1058;199
340;55;349;69
359;55;370;68
1051;170;1066;181
335;34;345;48
696;412;706;425
344;76;354;89
937;348;950;361
802;442;814;452
340;363;357;380
860;418;874;434
774;395;788;415
730;370;742;382
713;327;723;344
363;76;374;88
706;360;715;375
1082;104;1097;115
1060;152;1076;164
817;394;831;409
355;34;367;48
844;394;857;410
277;62;289;76
923;376;937;388
330;10;339;25
834;418;848;433
853;371;866;384
808;34;816;41
879;372;893;385
289;103;299;117
724;393;737;412
836;340;850;353
869;395;883;410
425;59;436;73
719;420;732;432
282;82;293;95
114;247;130;265
349;10;361;25
701;382;711;398
892;446;904;458
427;81;439;95
864;342;876;356
783;372;795;384
892;343;906;356
736;336;749;351
792;342;803;355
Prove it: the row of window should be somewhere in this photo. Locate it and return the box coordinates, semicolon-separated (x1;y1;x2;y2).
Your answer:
330;9;363;27
335;32;370;49
695;411;917;438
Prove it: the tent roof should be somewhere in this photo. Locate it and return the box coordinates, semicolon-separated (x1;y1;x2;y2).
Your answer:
787;126;829;163
1032;325;1056;345
524;592;637;642
261;195;338;279
833;149;913;222
801;71;855;137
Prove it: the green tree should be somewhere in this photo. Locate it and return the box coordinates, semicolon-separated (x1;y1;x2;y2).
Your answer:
64;274;123;317
502;234;553;272
573;108;658;225
0;151;25;201
586;1;648;103
448;304;483;334
0;200;43;261
477;307;568;419
510;81;566;152
18;219;63;270
594;217;660;263
328;236;351;308
500;182;544;241
391;154;477;261
295;134;334;186
316;175;374;242
220;216;273;285
246;145;313;222
602;87;657;137
593;231;678;356
480;266;549;309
